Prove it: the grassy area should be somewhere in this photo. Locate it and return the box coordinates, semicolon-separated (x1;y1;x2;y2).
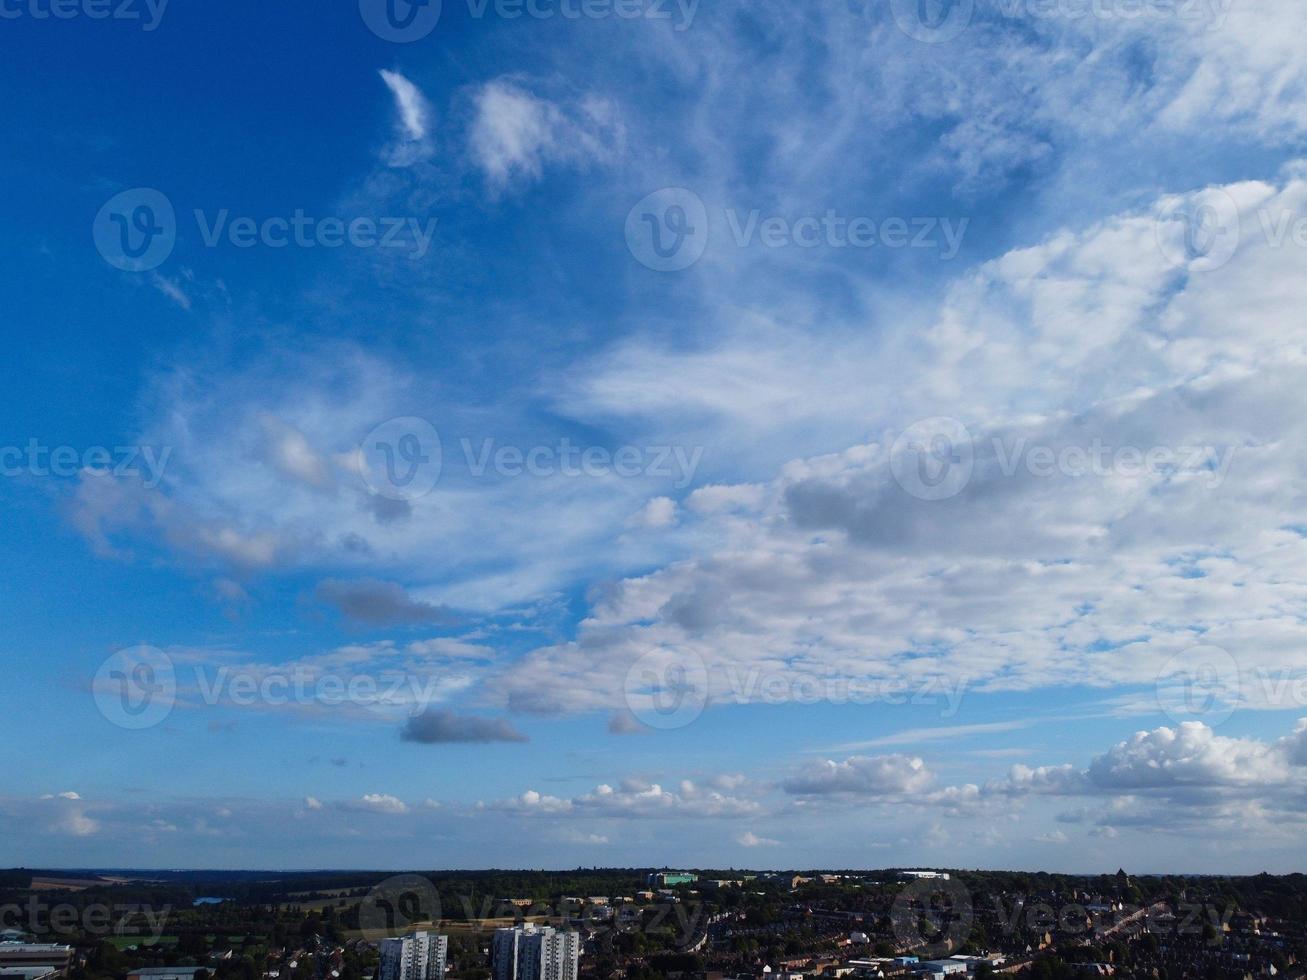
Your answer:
105;936;179;949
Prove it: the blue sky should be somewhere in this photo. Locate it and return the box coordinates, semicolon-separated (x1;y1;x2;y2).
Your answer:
4;0;1307;872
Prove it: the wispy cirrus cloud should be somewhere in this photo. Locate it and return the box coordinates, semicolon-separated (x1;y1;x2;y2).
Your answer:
379;69;434;165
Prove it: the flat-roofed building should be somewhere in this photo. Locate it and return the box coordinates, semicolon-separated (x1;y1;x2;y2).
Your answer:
1;968;60;980
0;944;73;977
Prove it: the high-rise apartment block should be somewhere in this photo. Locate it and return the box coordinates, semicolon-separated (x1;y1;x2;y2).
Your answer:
490;925;579;980
379;931;448;980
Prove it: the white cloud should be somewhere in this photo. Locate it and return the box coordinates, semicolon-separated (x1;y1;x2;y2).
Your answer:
350;793;409;815
629;496;677;529
486;777;760;819
259;413;334;490
496;168;1307;721
58;812;100;837
379;69;433;164
468;79;622;190
949;718;1307;836
782;755;935;797
738;830;780;847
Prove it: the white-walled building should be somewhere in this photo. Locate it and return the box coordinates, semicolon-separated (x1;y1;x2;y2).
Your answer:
379;932;447;980
491;925;579;980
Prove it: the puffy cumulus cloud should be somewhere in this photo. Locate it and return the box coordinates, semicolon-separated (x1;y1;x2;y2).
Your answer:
782;754;935;797
348;793;409;815
1085;723;1297;790
485;790;573;814
574;778;761;819
29;793;100;837
958;719;1307;834
628;496;678;530
486;776;761;820
399;707;529;744
498;168;1307;720
468;78;623;191
738;831;780;847
58;812;100;837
